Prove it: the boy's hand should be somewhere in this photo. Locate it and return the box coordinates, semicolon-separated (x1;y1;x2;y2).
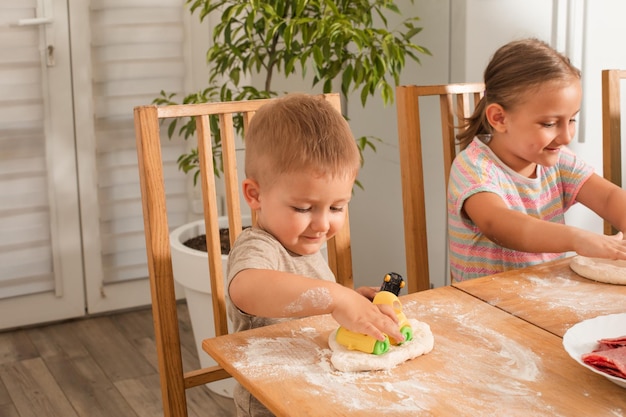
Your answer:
330;286;404;343
355;286;378;301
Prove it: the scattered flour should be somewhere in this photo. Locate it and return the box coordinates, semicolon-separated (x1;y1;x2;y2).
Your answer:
284;287;332;314
298;327;317;334
516;274;626;319
453;312;540;382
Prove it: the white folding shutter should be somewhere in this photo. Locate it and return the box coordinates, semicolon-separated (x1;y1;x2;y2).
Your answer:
0;1;61;298
0;0;85;329
78;0;192;312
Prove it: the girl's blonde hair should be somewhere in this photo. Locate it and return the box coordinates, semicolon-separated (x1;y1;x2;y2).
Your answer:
457;38;581;147
244;93;361;186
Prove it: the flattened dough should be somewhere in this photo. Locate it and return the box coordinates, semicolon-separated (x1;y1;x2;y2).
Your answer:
570;256;626;285
328;319;434;372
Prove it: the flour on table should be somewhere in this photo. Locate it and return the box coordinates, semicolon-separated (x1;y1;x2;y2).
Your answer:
569;256;626;285
328;319;434;372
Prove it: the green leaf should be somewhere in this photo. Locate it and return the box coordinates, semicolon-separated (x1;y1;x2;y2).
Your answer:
360;83;369;106
284;23;293;50
285;55;297;75
341;64;353;96
312;45;323;68
167;119;177;138
323;79;332;93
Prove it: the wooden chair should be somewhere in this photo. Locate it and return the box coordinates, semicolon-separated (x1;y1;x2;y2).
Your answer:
133;93;353;417
395;83;484;293
602;69;626;235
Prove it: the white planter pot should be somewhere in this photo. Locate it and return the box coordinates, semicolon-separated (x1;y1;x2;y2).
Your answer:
170;216;248;398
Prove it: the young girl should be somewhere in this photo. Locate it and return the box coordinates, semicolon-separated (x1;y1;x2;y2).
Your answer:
448;38;626;282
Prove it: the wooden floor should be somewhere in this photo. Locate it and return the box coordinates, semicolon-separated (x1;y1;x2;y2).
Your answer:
0;302;236;417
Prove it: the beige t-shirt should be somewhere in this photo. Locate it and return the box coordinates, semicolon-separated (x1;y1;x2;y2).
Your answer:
226;227;336;417
226;227;335;333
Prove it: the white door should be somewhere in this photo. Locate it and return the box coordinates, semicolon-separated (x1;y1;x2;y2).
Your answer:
0;0;85;328
0;0;206;328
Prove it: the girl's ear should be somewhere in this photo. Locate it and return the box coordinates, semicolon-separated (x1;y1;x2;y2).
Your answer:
485;103;508;133
242;178;261;210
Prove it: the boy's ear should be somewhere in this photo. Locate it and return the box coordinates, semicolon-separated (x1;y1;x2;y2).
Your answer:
242;178;261;209
485;103;508;133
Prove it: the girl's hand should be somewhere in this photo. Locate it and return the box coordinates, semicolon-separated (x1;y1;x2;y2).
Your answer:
573;230;626;260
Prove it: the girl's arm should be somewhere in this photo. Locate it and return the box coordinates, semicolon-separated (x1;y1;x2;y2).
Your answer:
229;269;404;342
463;190;626;259
575;173;626;233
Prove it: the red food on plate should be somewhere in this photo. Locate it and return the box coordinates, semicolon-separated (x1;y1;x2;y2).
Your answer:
582;341;626;379
596;335;626;351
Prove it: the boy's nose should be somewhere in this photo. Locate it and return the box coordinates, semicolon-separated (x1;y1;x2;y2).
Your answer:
311;212;330;232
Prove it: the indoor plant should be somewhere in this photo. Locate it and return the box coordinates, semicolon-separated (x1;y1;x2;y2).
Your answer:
157;0;430;397
156;0;431;183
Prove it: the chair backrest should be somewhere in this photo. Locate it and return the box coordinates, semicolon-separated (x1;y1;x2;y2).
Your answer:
602;69;626;235
395;83;484;293
134;93;353;417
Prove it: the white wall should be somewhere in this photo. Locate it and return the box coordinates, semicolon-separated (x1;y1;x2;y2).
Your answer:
573;0;626;230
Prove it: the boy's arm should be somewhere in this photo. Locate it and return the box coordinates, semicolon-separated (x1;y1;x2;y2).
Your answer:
229;269;404;342
463;190;626;259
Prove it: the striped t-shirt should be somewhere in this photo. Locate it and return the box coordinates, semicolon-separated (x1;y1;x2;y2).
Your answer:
447;136;594;282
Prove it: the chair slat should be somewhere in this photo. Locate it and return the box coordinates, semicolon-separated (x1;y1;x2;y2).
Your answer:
196;114;229;338
602;69;626;235
134;105;187;417
219;112;244;248
396;86;429;294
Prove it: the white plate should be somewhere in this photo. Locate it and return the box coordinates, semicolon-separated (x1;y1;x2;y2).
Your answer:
563;313;626;389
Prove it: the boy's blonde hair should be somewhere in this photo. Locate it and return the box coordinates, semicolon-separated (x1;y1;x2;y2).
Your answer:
244;93;361;186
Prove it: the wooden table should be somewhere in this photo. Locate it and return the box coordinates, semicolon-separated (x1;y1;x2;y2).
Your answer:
453;257;626;337
204;284;626;416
